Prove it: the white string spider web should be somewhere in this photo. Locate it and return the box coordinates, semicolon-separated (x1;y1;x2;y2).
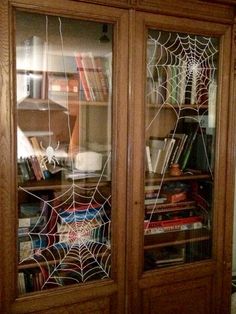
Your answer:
146;32;218;130
146;31;218;176
144;31;218;261
18;160;112;290
17;15;113;293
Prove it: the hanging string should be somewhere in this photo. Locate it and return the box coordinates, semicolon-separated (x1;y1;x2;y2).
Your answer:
58;17;74;172
45;15;52;146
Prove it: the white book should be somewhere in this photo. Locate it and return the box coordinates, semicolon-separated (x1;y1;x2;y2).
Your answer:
161;138;176;174
149;137;166;172
154;138;175;174
146;146;153;172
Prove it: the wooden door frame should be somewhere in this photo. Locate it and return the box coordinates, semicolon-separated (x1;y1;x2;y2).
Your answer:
0;1;129;313
127;9;235;313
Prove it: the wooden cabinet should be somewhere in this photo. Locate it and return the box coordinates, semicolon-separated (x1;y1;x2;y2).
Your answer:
0;0;235;313
1;1;129;314
127;8;235;314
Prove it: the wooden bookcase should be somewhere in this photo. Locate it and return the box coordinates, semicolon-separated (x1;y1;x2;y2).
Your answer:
0;0;236;314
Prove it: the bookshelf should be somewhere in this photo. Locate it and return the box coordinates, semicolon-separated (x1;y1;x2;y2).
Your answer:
126;6;235;314
142;29;216;272
1;0;235;313
14;7;117;303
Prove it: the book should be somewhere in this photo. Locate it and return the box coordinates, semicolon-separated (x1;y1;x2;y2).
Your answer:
19;239;32;261
18;158;30;182
191;64;198;104
179;124;200;170
19;201;48;231
144;197;167;205
155;247;185;267
80;52;97;101
24;157;36;180
149;137;166;173
145;200;196;214
145;191;160;199
75;53;92;101
30;136;47;179
145;145;153;172
144;216;203;234
18;272;26;295
94;56;109;101
178;60;187;104
145;184;161;192
172;133;188;164
154;137;176;174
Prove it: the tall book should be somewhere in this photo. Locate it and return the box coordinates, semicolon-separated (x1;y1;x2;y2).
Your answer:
88;52;105;102
75;53;92;101
146;146;153;172
154;138;176;174
29;137;46;179
179;124;200;170
94;57;109;102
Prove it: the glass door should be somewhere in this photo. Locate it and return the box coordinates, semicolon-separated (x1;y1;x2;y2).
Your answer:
143;29;218;271
16;10;114;295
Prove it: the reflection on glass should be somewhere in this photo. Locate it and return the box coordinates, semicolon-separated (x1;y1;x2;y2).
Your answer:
16;11;113;295
144;30;218;271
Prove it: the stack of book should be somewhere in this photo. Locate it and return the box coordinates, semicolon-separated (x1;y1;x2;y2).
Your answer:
146;137;176;174
144;215;203;235
75;52;109;102
18;200;49;262
146;120;206;174
58;203;106;245
144;184;167;209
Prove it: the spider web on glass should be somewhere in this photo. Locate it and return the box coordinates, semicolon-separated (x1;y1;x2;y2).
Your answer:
18;156;112;288
17;15;112;292
145;31;218;229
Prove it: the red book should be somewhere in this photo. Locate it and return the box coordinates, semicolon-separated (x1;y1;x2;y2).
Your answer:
75;53;92;101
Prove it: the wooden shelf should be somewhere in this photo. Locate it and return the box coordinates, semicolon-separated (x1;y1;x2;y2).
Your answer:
18;177;111;191
17;97;66;111
147;103;209;109
144;228;210;250
145;171;212;184
17;96;108;110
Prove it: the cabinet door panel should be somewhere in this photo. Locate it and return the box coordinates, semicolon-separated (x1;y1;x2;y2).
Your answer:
0;0;128;313
128;10;232;313
143;29;218;272
142;277;212;314
34;297;110;314
16;10;115;295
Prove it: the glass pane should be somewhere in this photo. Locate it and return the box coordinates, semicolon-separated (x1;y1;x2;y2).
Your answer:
16;11;113;295
144;30;218;271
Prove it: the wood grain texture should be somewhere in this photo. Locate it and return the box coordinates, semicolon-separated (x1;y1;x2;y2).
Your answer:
1;0;236;313
136;0;234;24
33;297;110;314
142;277;213;314
127;9;234;314
0;1;18;314
2;1;129;314
219;20;236;314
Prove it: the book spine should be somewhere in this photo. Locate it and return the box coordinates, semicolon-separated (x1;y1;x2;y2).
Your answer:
94;57;109;101
145;146;153;172
144;221;203;234
180;126;199;170
75;53;92;101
